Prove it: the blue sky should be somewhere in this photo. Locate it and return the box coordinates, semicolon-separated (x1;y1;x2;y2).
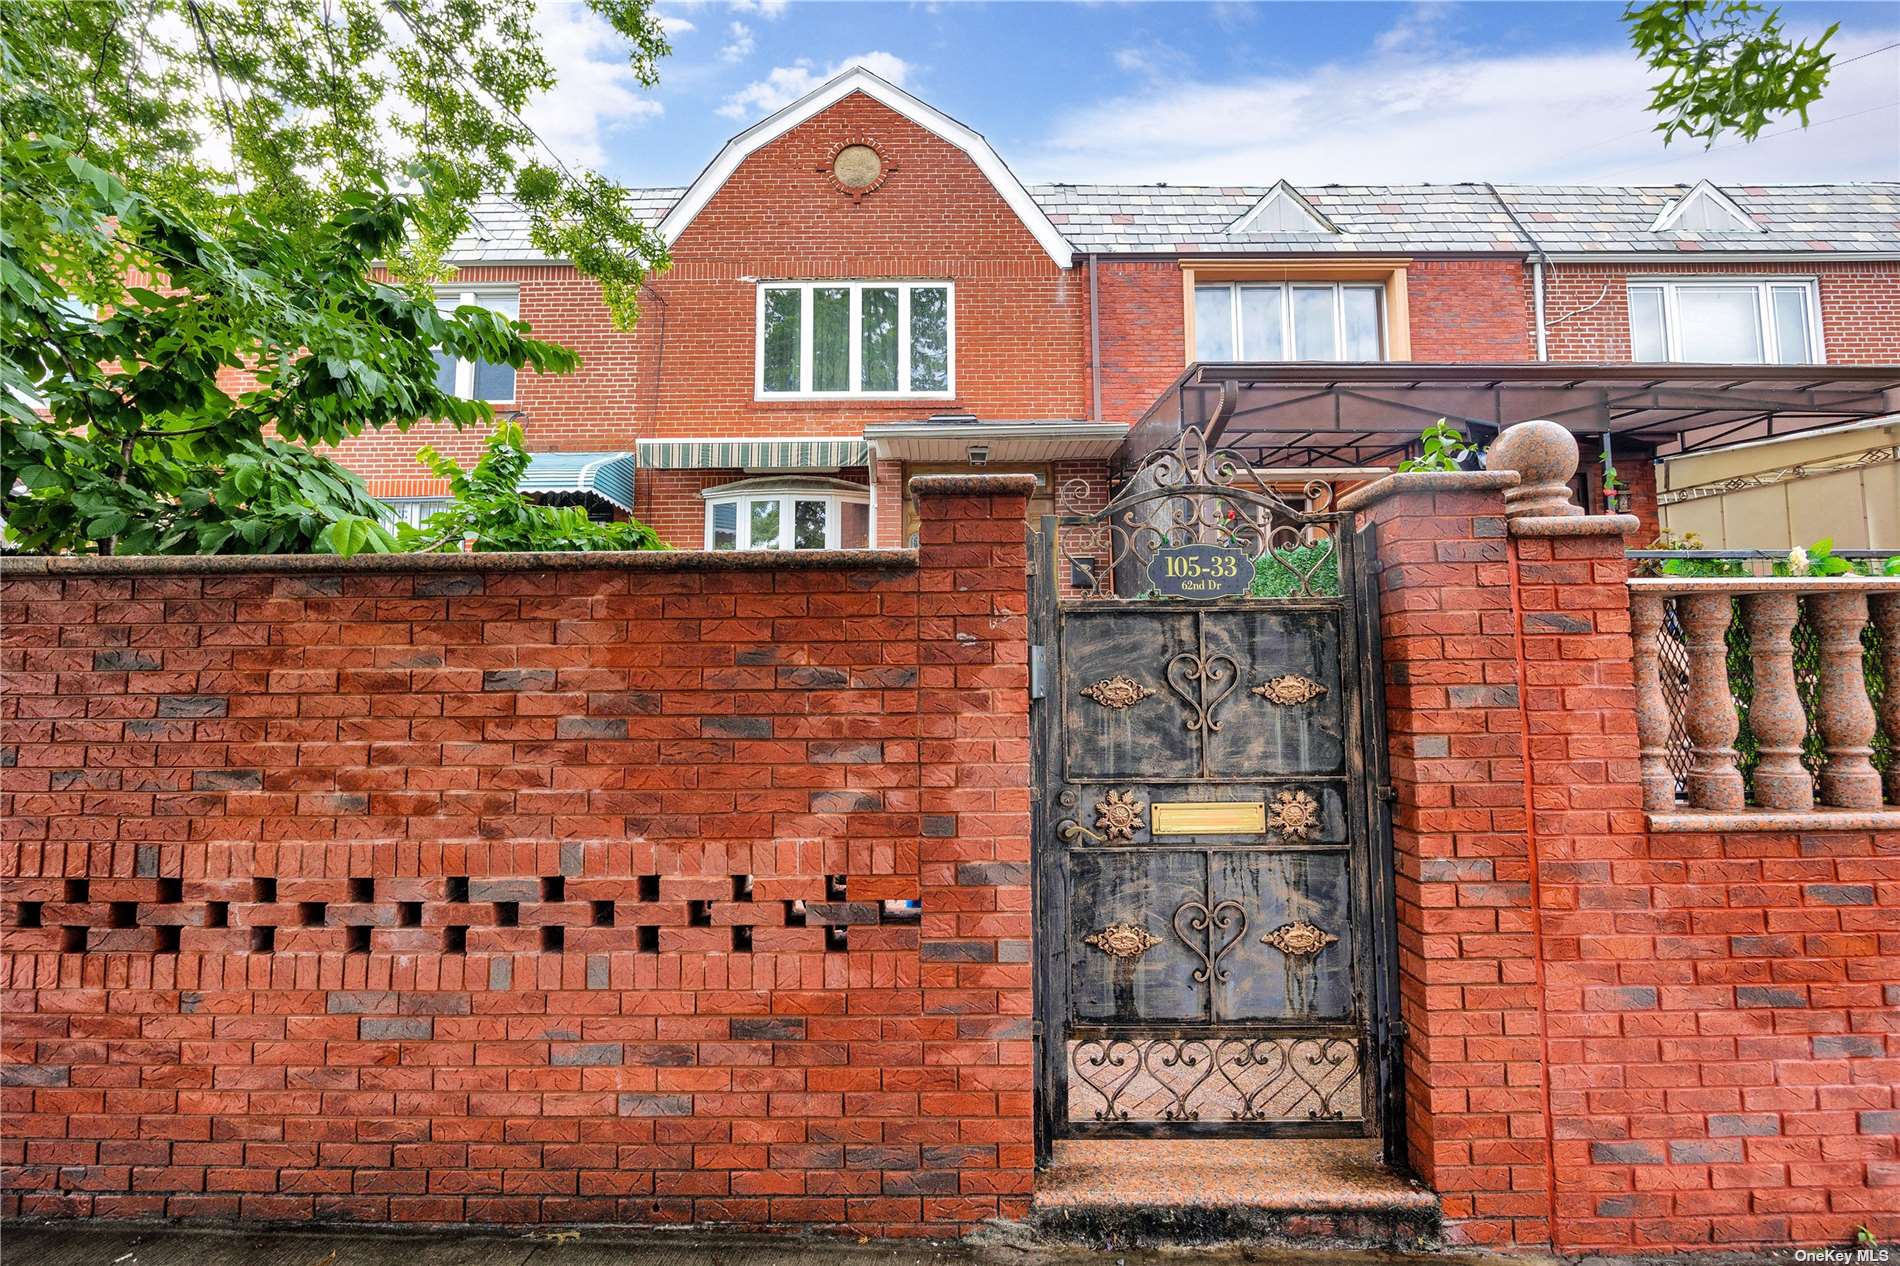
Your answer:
525;0;1900;190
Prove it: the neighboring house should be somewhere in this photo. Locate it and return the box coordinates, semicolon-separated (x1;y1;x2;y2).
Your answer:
324;68;1900;549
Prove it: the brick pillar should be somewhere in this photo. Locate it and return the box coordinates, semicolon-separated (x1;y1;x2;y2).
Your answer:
1346;471;1552;1248
873;459;906;549
909;474;1036;1229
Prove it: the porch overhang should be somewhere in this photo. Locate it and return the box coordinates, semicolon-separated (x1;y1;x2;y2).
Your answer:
864;418;1128;463
1123;362;1900;470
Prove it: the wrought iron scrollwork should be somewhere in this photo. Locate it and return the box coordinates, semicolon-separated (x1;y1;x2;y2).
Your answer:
1171;898;1247;985
1067;1036;1363;1124
1054;422;1339;598
1057;788;1145;844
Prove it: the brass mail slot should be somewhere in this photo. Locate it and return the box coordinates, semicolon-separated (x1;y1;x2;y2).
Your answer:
1150;800;1266;836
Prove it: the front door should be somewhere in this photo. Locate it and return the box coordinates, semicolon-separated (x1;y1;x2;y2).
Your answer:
1030;427;1398;1156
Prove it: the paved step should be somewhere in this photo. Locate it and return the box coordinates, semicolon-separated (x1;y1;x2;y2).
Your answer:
1023;1138;1441;1251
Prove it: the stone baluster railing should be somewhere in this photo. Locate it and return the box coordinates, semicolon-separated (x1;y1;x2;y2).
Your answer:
1628;576;1900;815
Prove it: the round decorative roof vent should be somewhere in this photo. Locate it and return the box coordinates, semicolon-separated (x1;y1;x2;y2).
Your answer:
818;137;896;203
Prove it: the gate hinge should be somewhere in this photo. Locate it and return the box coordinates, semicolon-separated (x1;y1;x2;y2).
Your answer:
1376;783;1397;803
1029;645;1048;700
1386;1018;1409;1056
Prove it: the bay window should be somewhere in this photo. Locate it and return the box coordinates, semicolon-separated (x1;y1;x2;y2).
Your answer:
1194;282;1384;362
757;281;954;398
1627;279;1821;364
433;287;519;401
704;478;871;551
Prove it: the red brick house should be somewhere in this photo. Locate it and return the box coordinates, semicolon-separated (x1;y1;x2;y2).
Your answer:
330;68;1900;549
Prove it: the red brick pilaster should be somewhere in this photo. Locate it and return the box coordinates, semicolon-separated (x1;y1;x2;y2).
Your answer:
1349;472;1552;1248
911;474;1036;1228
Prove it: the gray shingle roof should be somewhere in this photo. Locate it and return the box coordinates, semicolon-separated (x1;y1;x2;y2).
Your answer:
446;189;684;262
449;181;1900;262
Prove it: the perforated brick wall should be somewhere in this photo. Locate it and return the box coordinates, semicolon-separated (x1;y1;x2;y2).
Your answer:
0;476;1035;1236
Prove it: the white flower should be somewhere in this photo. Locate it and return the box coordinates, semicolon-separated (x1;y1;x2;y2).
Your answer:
1787;546;1811;576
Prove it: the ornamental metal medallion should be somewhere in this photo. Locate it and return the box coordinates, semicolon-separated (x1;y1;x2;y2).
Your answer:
1251;674;1329;706
1261;921;1339;957
1080;674;1154;710
1084;923;1161;959
1094;789;1146;841
1267;788;1321;841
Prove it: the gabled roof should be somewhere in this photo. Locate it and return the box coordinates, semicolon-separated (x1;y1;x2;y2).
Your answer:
1648;179;1760;234
1226;180;1338;235
655;66;1074;268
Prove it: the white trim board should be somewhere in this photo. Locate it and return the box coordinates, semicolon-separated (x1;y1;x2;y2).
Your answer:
656;66;1075;270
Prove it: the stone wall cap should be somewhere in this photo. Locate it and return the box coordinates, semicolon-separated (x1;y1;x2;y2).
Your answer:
1649;808;1900;833
1509;513;1640;538
906;473;1040;497
0;547;921;579
1336;469;1518;512
1628;575;1900;593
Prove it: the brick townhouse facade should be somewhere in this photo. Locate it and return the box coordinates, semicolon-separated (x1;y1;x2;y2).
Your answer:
325;67;1900;551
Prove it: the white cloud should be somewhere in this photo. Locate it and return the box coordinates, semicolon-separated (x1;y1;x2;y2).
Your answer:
521;0;663;175
730;0;789;17
720;20;755;62
1023;28;1900;185
660;15;696;36
716;51;916;120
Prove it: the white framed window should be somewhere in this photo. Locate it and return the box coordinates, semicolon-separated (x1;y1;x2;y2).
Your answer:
1193;282;1384;362
433;287;519;402
703;478;871;551
380;497;453;529
756;281;954;399
1627;279;1822;365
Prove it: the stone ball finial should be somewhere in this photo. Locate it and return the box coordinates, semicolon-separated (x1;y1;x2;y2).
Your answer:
1488;419;1581;518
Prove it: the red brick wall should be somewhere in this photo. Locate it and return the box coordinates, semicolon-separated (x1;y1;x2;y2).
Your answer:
1360;475;1900;1254
1540;261;1900;363
0;477;1035;1236
1407;259;1534;361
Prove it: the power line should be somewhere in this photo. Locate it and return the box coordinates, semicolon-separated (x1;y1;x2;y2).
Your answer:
1600;98;1900;179
1554;39;1900;170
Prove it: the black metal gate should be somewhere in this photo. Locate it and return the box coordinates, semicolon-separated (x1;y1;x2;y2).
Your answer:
1030;424;1400;1159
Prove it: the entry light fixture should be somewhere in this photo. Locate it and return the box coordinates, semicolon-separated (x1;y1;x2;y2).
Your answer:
967;443;990;466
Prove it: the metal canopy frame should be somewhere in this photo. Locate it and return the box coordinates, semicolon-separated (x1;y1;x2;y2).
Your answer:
1121;363;1900;471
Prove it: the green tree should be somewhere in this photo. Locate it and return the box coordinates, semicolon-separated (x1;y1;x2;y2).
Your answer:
1624;1;1837;146
0;121;576;555
7;0;670;326
398;421;665;553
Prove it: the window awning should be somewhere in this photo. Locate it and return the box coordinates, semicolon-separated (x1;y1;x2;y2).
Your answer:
636;437;870;471
520;451;637;512
1125;362;1900;469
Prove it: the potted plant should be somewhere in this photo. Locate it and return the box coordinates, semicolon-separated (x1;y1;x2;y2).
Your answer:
1601;464;1630;514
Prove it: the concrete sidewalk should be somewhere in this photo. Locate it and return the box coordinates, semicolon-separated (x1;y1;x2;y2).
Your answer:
0;1222;1518;1266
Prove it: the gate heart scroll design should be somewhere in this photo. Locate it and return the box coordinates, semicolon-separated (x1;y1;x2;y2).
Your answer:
1165;645;1240;736
1171;898;1247;984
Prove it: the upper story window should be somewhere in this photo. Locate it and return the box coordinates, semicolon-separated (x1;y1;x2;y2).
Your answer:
757;281;954;399
704;477;871;551
433;287;518;402
1194;282;1384;362
1627;279;1821;364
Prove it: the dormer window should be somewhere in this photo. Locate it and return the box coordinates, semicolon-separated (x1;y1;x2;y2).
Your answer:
1228;182;1337;235
1650;181;1759;234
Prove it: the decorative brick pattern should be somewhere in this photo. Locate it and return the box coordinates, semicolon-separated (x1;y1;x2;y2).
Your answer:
0;478;1034;1236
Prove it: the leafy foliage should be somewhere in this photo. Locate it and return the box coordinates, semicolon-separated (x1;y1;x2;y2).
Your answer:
7;0;670;326
1397;419;1481;473
1251;542;1340;598
1;113;576;556
397;423;665;553
1624;1;1837;147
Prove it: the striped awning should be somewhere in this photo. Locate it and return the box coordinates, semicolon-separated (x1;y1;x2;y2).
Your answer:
637;437;870;471
519;451;637;512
